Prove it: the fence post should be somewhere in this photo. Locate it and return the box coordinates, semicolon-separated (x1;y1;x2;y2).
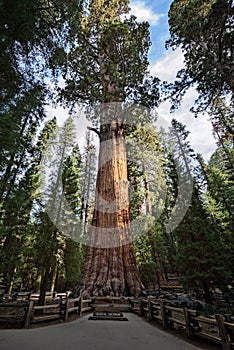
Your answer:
64;296;69;322
215;314;231;350
139;298;144;316
224;315;234;343
224;314;232;322
79;297;83;316
74;296;80;315
148;300;153;321
160;302;167;328
183;308;194;338
24;300;34;328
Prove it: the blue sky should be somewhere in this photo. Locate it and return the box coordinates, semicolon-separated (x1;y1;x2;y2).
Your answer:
129;0;172;62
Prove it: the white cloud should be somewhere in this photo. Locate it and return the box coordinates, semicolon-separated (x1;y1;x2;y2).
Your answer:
130;2;165;25
156;96;216;162
150;48;184;81
45;105;69;127
151;49;216;161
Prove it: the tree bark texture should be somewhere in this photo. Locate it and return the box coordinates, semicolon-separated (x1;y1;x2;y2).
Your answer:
78;107;144;297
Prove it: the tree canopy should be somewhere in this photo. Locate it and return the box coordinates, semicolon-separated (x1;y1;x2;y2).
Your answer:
166;0;233;114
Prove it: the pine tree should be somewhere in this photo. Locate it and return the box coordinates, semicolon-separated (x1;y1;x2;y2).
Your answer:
165;121;232;302
127;124;167;287
34;116;81;304
80;131;97;234
62;145;86;290
174;186;231;303
0;117;57;294
197;150;234;285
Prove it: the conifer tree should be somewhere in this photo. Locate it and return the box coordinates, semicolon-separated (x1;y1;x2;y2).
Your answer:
174;186;231;303
0;118;57;293
34;117;81;304
60;0;159;297
167;121;231;302
62;145;86;289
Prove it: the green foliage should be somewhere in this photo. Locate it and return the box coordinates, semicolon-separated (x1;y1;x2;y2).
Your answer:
0;0;83;202
166;0;233;114
127;123;165;219
1;0;233;301
0;2;84;293
198;146;234;283
32;118;85;292
0;117;58;291
63;239;86;288
174;186;231;301
59;0;160;109
210;99;234;172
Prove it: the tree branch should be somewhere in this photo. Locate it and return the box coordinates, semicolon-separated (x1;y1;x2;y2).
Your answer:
87;126;100;137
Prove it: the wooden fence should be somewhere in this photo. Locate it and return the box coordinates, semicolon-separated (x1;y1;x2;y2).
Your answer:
130;298;234;350
1;292;69;302
1;295;234;350
0;302;29;326
0;296;93;328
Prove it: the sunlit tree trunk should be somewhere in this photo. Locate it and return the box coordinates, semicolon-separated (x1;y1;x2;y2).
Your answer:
69;0;155;298
79;108;143;297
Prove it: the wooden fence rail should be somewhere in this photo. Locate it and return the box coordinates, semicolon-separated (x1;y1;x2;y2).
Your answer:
0;296;93;328
1;292;69;302
1;295;234;350
130;298;234;350
0;302;28;326
25;296;93;326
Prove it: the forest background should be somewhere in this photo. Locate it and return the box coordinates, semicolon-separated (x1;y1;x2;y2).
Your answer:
0;0;233;305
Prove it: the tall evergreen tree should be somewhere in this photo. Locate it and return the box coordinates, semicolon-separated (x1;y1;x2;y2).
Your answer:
197;149;234;284
174;186;231;303
80;131;97;234
127;124;167;286
0;118;57;293
62;145;86;290
60;0;160;297
34;116;80;304
167;121;232;302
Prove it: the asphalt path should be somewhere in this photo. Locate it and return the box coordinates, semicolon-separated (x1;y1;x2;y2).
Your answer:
0;313;201;350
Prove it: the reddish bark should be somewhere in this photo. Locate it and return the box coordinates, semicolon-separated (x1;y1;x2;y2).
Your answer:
77;109;144;297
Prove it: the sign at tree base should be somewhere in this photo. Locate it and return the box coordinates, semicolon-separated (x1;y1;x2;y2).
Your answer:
88;311;128;321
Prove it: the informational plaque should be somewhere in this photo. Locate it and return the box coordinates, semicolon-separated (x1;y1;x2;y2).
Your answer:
89;311;128;321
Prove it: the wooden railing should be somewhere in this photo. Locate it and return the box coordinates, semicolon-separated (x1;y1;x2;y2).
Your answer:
130;298;234;350
0;296;93;328
0;302;28;326
1;294;234;350
0;292;70;302
25;296;95;326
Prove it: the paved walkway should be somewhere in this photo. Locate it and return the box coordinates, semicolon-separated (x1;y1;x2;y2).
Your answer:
0;313;200;350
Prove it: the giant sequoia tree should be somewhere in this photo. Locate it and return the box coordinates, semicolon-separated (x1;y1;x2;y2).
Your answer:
60;0;159;297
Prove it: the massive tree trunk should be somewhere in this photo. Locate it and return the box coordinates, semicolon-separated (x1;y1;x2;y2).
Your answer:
77;106;144;297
